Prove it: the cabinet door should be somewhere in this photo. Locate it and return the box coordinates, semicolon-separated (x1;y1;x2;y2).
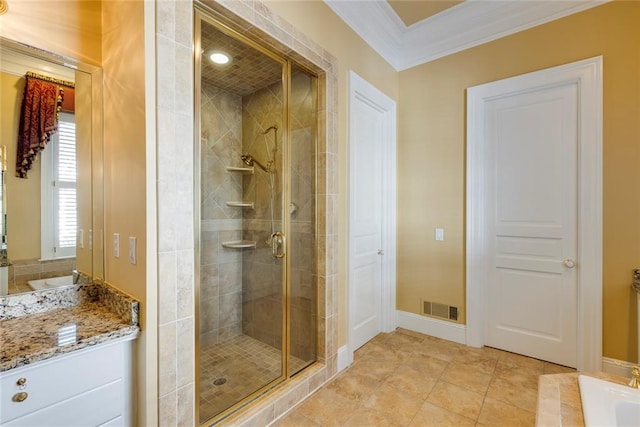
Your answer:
1;339;132;427
3;381;123;427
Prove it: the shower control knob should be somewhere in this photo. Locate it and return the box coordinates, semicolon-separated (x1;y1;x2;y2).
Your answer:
377;249;384;255
271;232;286;259
563;259;576;268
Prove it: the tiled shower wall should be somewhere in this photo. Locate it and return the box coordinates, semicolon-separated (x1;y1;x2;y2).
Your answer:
156;0;338;425
200;82;244;346
240;71;317;361
241;81;285;349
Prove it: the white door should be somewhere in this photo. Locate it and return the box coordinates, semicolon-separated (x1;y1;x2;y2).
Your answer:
348;72;397;353
350;83;383;351
485;83;578;367
467;57;603;372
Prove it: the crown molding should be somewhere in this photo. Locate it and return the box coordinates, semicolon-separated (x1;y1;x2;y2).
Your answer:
325;0;610;71
325;0;405;67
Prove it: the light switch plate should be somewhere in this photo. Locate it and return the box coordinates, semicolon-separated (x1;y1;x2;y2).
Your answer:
113;233;120;258
128;236;136;265
435;228;444;241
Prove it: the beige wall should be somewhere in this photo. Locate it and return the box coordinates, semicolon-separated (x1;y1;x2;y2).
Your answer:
74;70;94;276
0;73;40;260
101;0;152;425
102;0;146;299
397;1;640;362
0;0;101;66
266;0;400;347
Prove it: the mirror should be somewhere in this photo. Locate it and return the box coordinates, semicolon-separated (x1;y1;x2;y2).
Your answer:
0;37;103;295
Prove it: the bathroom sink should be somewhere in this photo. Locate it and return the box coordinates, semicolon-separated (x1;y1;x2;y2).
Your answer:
579;375;640;426
28;275;74;291
45;275;73;287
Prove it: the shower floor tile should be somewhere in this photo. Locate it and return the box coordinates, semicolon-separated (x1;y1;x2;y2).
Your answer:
200;334;309;423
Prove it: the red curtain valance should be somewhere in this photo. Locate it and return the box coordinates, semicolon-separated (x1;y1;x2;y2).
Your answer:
16;72;74;179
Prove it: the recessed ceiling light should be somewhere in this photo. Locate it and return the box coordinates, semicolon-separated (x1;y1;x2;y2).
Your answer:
208;51;231;65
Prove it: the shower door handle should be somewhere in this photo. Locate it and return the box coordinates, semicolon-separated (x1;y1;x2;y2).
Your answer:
271;232;286;259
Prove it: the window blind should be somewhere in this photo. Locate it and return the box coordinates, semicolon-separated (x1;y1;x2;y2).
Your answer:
54;117;77;250
41;112;76;259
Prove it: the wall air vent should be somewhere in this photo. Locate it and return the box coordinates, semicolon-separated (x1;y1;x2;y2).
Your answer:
421;299;459;322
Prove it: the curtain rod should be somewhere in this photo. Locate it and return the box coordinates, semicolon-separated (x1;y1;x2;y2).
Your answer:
26;71;75;88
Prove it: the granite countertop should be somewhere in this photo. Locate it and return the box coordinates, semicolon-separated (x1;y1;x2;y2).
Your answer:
0;283;139;372
536;371;630;426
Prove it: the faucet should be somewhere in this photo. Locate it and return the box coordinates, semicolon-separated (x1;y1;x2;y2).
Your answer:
629;366;640;389
0;243;7;267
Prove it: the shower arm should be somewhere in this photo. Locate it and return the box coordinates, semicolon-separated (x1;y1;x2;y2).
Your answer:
241;154;270;172
262;125;278;167
251;157;270;173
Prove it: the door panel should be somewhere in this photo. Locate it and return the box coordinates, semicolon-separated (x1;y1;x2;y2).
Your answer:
485;82;578;367
348;71;396;357
350;93;383;351
496;269;563;337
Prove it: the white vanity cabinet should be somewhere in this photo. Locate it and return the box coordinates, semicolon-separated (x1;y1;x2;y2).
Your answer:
0;337;134;427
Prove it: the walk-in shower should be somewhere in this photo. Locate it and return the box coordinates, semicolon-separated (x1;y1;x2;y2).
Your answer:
195;8;318;425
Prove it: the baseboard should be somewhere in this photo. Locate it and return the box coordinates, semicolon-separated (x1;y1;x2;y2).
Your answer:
396;310;466;344
602;357;638;377
337;345;352;373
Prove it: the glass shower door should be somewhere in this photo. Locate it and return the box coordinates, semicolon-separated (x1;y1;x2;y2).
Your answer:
197;14;286;423
288;65;317;376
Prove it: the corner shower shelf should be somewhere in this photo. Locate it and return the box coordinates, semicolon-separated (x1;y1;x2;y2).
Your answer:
225;201;254;208
221;240;256;249
226;166;254;174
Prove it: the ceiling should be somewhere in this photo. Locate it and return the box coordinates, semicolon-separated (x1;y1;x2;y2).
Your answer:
326;0;610;71
387;0;464;26
200;21;282;96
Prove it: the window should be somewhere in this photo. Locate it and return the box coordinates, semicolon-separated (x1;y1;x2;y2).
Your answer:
41;112;76;259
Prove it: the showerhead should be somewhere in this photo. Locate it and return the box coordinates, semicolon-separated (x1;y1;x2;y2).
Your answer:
241;154;269;172
262;125;278;135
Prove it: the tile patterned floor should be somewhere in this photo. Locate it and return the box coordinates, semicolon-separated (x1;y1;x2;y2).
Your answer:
273;328;575;426
200;334;308;423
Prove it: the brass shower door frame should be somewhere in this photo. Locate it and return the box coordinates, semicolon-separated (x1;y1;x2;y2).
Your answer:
193;7;319;425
